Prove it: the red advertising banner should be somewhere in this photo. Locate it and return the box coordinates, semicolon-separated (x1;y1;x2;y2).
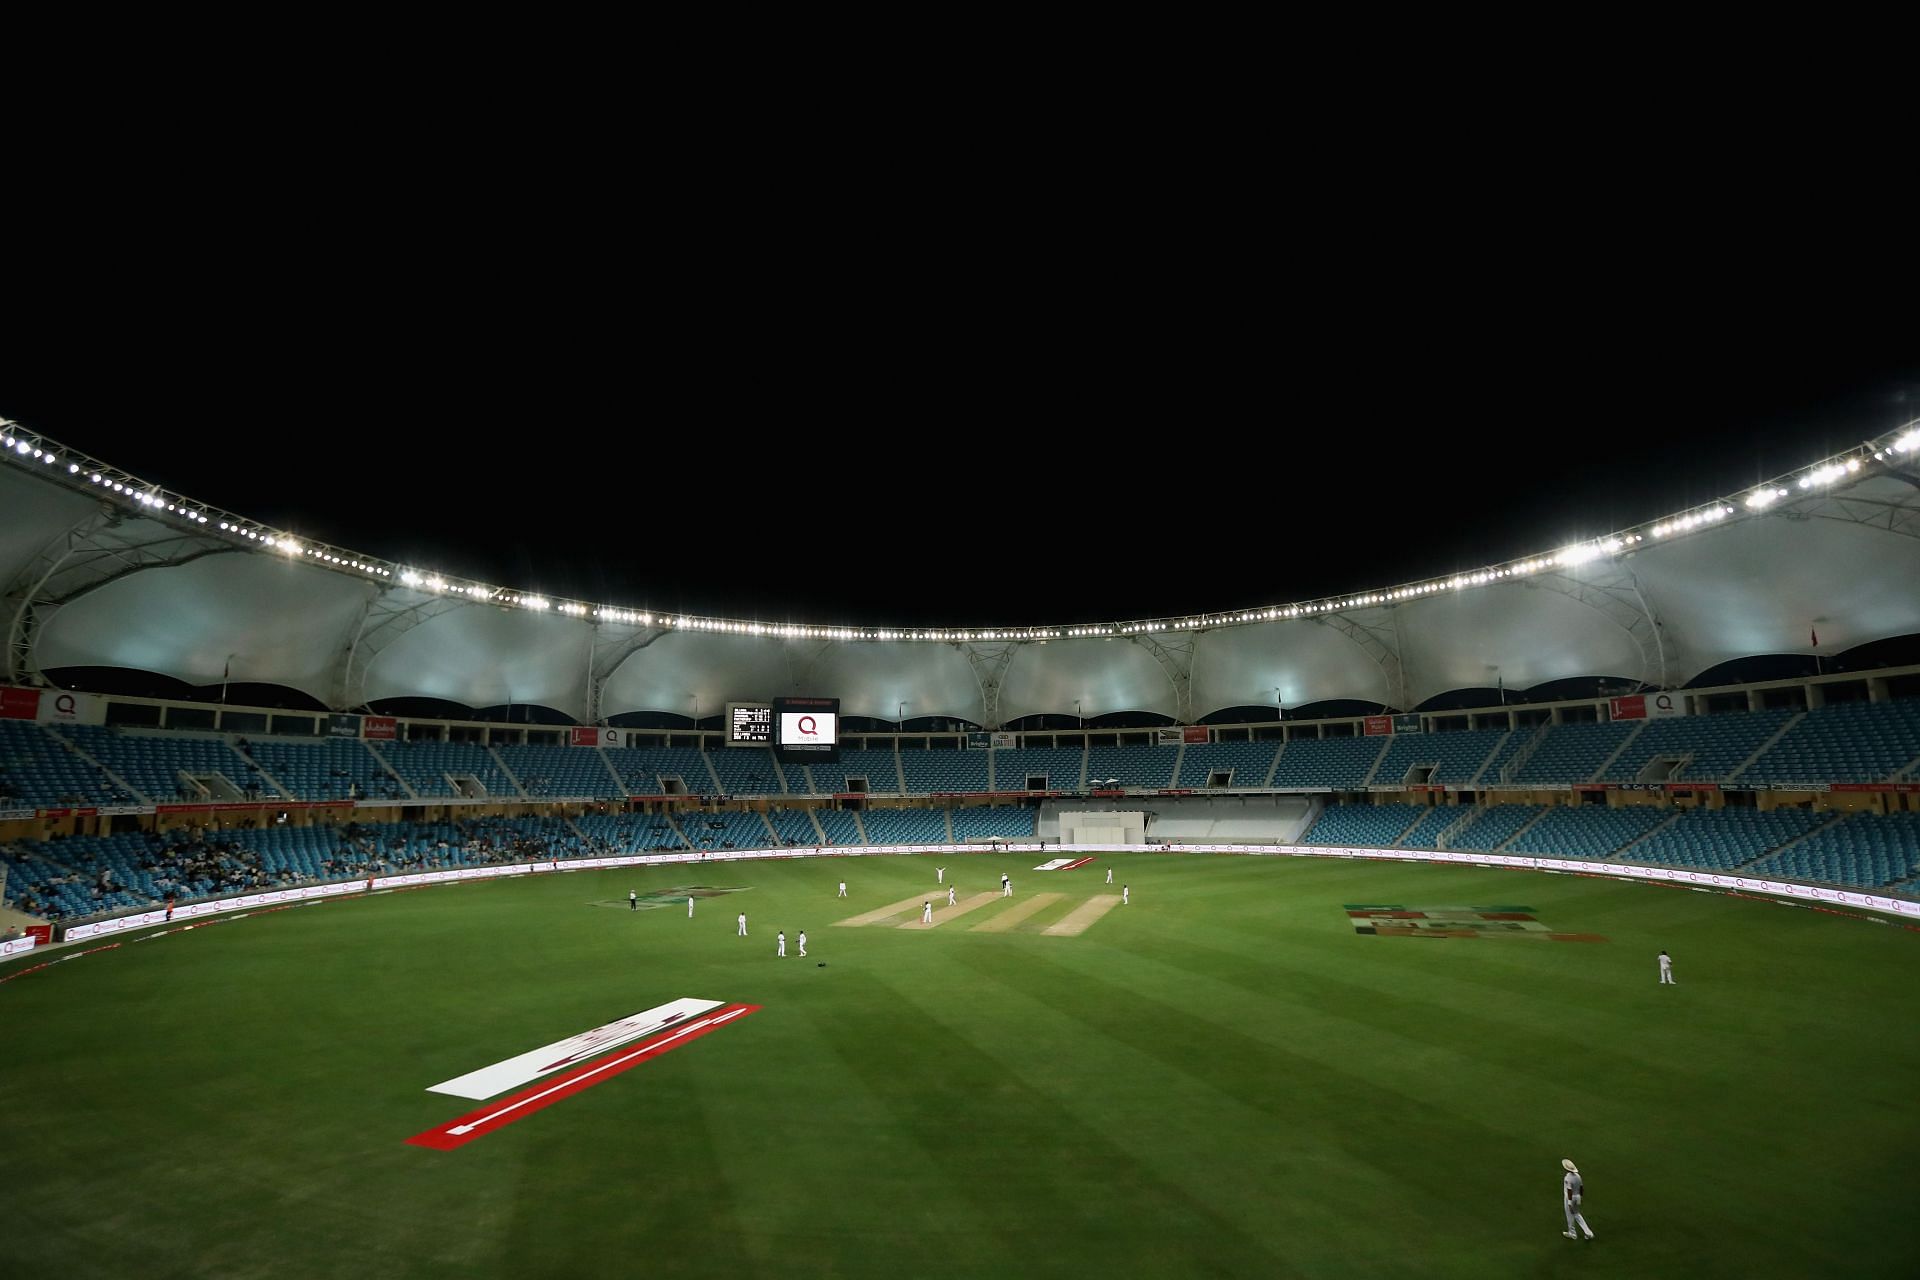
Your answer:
570;727;600;747
0;687;41;721
26;924;53;946
1610;693;1685;721
363;716;398;741
1183;726;1208;744
1363;715;1393;736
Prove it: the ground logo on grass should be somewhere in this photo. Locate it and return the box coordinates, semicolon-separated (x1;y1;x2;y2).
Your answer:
596;885;750;910
1344;905;1606;942
410;997;759;1150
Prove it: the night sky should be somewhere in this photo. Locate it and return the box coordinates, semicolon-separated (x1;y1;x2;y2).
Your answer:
7;246;1914;632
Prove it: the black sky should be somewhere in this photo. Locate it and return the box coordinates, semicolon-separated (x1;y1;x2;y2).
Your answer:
5;206;1915;630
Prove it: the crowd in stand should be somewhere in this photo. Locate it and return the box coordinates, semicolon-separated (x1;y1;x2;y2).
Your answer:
3;812;709;924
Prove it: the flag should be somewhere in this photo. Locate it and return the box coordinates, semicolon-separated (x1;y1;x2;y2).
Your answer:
1811;626;1819;648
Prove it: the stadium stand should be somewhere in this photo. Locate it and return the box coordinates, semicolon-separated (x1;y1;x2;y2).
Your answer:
1508;721;1637;785
492;744;620;798
1173;740;1279;789
815;809;863;846
0;720;133;807
1302;803;1424;847
1504;805;1671;859
858;809;947;844
242;735;401;802
898;747;990;794
1447;804;1545;851
767;808;820;845
1269;736;1385;790
950;805;1037;841
1736;700;1920;786
2;839;157;917
64;727;271;803
574;814;643;852
618;748;716;795
1619;807;1833;871
1601;708;1796;783
1396;807;1459;850
705;748;784;796
810;749;901;795
1747;812;1920;889
1371;728;1510;787
990;748;1084;793
371;740;519;799
1086;745;1177;789
681;811;773;851
1473;728;1531;785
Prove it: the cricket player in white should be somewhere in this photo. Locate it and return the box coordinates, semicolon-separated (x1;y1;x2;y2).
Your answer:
777;931;786;957
688;896;694;918
837;880;847;897
937;866;945;884
947;885;956;907
798;930;807;956
737;912;748;937
1122;884;1129;905
1001;874;1011;897
1561;1159;1594;1240
922;901;933;924
1106;867;1114;884
1658;950;1675;984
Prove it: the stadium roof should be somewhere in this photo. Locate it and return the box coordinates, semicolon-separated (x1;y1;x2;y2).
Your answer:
4;422;1919;725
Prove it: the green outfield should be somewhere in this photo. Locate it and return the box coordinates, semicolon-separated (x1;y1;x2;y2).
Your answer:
4;852;1918;1278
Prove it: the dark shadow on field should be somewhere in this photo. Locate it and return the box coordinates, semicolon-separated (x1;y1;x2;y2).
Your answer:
492;1079;758;1278
966;948;1546;1216
1107;929;1672;1105
811;969;1299;1279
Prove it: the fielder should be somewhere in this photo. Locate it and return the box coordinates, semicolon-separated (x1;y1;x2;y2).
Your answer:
629;890;638;911
688;895;694;918
1658;950;1676;984
837;880;847;897
777;931;786;957
737;912;748;937
937;866;945;884
922;900;933;924
1106;867;1114;884
1122;884;1129;906
947;885;956;907
798;930;807;957
1561;1159;1595;1240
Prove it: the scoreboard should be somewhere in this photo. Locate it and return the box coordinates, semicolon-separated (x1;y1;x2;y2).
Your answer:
773;696;840;763
727;703;773;746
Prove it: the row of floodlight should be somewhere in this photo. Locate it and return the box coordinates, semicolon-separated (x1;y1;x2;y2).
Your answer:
2;418;1915;641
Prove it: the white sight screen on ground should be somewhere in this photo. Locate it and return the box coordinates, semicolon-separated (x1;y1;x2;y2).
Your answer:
779;711;837;746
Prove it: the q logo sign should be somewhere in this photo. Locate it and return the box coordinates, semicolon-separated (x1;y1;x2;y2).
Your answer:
1653;693;1675;713
54;694;76;718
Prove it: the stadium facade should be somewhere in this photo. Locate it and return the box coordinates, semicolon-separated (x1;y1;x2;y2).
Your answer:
4;420;1920;935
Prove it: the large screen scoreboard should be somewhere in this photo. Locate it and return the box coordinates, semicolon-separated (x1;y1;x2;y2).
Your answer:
773;696;840;762
727;703;772;746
